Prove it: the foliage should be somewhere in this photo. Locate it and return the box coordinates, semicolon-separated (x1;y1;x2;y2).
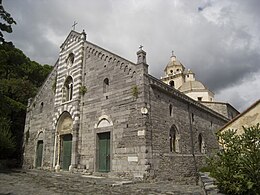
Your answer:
207;124;260;195
0;0;16;43
79;85;87;96
0;117;15;159
132;85;139;99
0;42;52;163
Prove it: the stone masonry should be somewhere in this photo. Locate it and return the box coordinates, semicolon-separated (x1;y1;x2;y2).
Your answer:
23;30;229;184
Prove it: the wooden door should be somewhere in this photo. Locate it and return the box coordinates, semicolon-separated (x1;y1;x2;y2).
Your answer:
98;132;110;172
36;140;43;167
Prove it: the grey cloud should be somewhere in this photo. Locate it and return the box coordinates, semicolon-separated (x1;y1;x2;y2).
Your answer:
3;0;260;111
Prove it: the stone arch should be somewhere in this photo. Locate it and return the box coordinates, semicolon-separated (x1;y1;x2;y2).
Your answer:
128;68;132;75
108;57;112;62
55;112;73;171
124;65;128;72
36;130;44;140
169;124;180;153
57;111;73;135
95;115;113;128
120;62;124;69
131;71;136;78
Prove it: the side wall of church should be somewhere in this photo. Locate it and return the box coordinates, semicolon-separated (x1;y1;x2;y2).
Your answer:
23;67;57;169
147;79;228;184
201;102;240;119
77;43;149;178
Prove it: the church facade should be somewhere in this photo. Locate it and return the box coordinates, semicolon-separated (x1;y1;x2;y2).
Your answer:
23;30;230;183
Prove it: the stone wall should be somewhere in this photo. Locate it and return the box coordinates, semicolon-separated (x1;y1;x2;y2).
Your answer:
201;101;239;119
76;43;148;179
147;77;228;183
23;65;57;169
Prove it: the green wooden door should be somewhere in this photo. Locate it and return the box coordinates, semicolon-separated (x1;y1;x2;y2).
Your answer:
62;134;72;170
36;140;43;167
98;132;110;172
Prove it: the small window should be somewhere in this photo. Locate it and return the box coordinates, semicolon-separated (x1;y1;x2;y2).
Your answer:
40;102;44;113
103;78;109;93
169;104;172;116
170;70;173;74
169;80;175;87
198;133;206;153
198;97;202;101
186;75;189;78
169;125;180;153
191;113;194;122
66;53;75;66
63;76;73;102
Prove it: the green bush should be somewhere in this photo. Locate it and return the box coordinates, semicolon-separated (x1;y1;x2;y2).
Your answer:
0;117;16;159
208;123;260;195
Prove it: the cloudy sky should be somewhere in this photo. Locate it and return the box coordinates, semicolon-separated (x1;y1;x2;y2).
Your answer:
4;0;260;112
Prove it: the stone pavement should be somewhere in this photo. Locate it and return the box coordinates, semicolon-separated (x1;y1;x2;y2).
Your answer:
0;169;203;195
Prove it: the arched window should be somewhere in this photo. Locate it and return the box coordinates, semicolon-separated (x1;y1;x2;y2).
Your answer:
39;102;44;113
169;80;175;87
103;78;109;93
169;104;172;116
198;133;206;154
66;53;75;67
63;76;73;102
169;125;180;153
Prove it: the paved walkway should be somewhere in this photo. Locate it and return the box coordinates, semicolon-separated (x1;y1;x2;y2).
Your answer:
0;169;203;195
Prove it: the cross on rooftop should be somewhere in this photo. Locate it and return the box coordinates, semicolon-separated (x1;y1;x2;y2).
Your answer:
72;21;78;31
139;45;143;50
172;50;175;56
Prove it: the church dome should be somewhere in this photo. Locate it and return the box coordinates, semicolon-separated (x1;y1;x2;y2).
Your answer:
164;55;185;72
178;80;206;92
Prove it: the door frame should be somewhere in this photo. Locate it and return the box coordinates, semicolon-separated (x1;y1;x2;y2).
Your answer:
35;140;44;168
95;130;112;172
60;134;72;171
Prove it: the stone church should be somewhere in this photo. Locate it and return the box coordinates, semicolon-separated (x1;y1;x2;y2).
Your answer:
23;30;238;183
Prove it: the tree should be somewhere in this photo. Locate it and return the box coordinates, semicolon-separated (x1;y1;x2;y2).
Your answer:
0;117;15;159
208;124;260;195
0;0;16;43
0;43;53;164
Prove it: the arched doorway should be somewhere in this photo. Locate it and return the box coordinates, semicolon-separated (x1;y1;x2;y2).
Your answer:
36;140;43;167
56;112;73;170
35;132;44;168
95;117;112;172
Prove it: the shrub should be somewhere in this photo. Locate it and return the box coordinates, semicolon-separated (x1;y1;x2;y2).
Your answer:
207;123;260;194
